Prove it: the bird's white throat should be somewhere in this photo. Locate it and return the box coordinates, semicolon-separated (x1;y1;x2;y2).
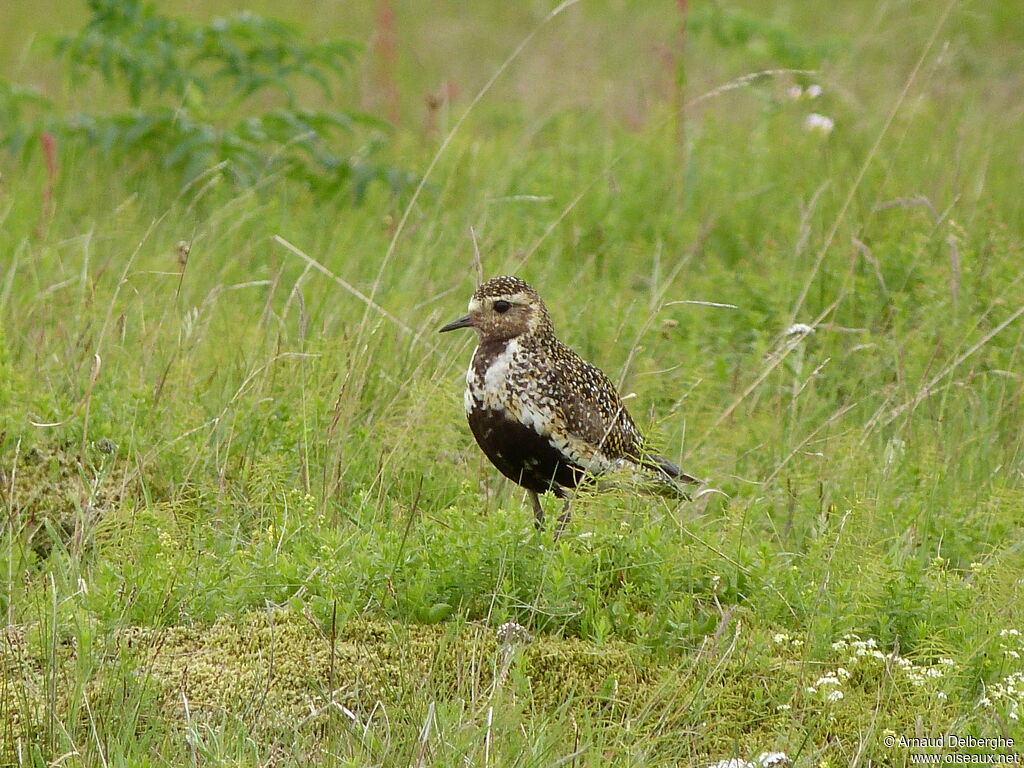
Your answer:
464;338;520;414
483;338;519;393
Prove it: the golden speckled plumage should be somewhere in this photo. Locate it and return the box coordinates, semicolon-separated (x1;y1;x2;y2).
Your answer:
440;276;697;534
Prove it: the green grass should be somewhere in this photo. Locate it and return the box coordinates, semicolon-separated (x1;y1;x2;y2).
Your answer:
2;1;1024;766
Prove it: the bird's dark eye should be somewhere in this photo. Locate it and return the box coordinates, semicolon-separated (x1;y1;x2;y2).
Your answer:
493;300;512;313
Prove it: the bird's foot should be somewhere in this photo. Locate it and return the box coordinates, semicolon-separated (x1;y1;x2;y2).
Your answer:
529;490;545;530
553;498;572;542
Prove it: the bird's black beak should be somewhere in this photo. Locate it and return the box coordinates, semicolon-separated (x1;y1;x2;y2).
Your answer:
439;314;474;333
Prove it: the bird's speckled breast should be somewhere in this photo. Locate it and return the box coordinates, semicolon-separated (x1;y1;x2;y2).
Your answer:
463;338;588;494
465;338;556;430
465;337;616;476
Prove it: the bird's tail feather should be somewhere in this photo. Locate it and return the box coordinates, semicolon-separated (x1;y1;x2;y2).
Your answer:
647;455;700;485
591;454;701;498
638;454;701;498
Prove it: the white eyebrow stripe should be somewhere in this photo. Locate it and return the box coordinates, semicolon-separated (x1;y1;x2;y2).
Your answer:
469;291;534;312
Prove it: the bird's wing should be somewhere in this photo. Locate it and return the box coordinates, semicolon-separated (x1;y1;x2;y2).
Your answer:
549;350;645;462
550;348;702;487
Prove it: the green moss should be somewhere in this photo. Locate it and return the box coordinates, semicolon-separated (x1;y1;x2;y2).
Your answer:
0;610;648;736
5;442;135;557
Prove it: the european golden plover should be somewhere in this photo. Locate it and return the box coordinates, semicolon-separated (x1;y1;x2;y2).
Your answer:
440;276;697;536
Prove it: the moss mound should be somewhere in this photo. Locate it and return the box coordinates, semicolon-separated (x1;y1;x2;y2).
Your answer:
3;441;135;557
2;610;652;740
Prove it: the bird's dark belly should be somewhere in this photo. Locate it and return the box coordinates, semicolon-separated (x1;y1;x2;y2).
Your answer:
467;406;584;497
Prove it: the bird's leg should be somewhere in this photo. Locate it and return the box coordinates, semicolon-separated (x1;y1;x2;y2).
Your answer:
528;490;545;530
553;496;572;541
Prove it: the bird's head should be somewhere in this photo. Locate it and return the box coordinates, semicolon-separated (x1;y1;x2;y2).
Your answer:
439;276;551;342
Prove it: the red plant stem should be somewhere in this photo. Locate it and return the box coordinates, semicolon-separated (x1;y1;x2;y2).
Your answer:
38;131;58;237
374;0;400;125
675;0;689;148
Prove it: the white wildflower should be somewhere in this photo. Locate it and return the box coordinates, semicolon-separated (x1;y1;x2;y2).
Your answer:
496;622;532;644
806;84;823;99
705;754;789;768
826;689;844;702
804;113;835;135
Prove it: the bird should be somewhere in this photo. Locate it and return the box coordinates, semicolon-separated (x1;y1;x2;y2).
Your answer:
439;275;698;537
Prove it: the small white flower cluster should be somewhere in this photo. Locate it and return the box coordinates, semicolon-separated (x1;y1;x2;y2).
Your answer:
803;113;835;136
771;631;804;648
496;621;532;645
788;83;834;135
804;667;851;704
707;752;789;768
1000;628;1022;660
978;629;1024;721
787;84;823;101
830;634;955;689
979;671;1022;722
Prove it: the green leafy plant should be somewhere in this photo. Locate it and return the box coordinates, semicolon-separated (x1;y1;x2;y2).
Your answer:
688;4;835;69
57;0;357;106
1;0;414;198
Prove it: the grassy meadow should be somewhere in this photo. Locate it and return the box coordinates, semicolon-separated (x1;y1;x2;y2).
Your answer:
2;0;1024;765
